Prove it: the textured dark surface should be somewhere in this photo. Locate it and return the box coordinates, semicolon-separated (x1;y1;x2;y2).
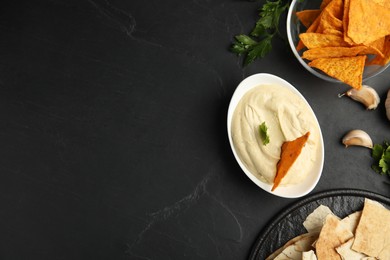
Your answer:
0;1;390;260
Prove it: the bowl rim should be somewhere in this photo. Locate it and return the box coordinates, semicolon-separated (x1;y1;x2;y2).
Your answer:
227;73;325;198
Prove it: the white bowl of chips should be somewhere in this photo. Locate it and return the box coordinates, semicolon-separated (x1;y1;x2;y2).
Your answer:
287;0;390;89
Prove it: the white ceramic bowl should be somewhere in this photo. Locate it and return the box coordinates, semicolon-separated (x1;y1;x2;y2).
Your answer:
227;73;324;198
287;0;390;83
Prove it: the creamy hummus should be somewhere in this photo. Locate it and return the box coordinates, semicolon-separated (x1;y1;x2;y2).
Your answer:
231;84;321;187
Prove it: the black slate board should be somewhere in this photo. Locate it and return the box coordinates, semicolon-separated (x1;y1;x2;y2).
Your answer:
248;189;390;259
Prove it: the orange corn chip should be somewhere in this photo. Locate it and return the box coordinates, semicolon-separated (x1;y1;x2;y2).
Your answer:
342;0;355;44
296;9;321;28
316;9;343;33
372;0;390;9
299;33;350;49
322;29;343;37
360;37;386;58
348;0;390;45
308;56;366;89
272;132;310;191
367;36;390;66
320;0;333;10
295;0;390;88
296;15;321;51
302;46;367;60
322;0;344;20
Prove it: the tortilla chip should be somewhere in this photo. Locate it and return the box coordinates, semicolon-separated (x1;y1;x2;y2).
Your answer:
271;132;310;191
296;4;338;51
299;33;350;49
322;0;344;20
316;9;343;33
352;198;390;259
302;46;367;60
342;0;355;44
296;16;321;51
367;36;390;66
315;214;354;260
360;37;386;58
308;55;366;89
295;0;390;83
322;28;343;37
296;41;305;52
296;10;321;28
347;0;390;45
320;0;333;10
372;0;390;9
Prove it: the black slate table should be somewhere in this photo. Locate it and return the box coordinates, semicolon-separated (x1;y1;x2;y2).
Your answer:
1;1;389;259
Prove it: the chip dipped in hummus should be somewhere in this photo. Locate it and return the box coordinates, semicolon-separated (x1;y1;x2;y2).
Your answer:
230;84;321;189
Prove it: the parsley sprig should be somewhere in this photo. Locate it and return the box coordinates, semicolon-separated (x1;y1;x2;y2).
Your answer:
259;122;270;145
231;0;290;66
372;141;390;176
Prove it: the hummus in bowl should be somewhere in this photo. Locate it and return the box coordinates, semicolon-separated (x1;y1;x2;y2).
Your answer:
227;73;324;198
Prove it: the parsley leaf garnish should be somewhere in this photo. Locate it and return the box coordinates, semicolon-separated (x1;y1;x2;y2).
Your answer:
230;0;289;66
371;141;390;176
259;122;270;145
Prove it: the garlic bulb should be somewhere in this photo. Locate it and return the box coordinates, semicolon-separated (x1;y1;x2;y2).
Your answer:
342;130;373;149
339;85;380;110
386;89;390;121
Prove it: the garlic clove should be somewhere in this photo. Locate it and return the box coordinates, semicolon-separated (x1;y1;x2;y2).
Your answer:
342;129;373;149
340;85;380;110
385;89;390;121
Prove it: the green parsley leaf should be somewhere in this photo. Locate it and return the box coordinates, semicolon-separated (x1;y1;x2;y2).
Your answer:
371;141;390;177
379;158;389;174
234;35;258;46
230;0;289;66
259;122;270;145
245;34;273;66
372;143;384;161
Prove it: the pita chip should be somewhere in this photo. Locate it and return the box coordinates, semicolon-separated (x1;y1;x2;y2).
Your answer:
303;205;333;233
336;238;369;259
266;232;318;260
302;250;317;260
273;233;318;260
352;198;390;259
341;210;361;233
315;214;354;260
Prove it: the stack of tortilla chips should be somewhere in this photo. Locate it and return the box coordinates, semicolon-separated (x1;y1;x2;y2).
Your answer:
266;198;390;259
296;0;390;90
